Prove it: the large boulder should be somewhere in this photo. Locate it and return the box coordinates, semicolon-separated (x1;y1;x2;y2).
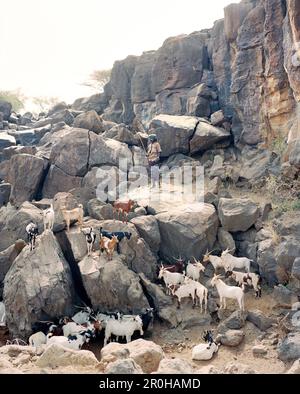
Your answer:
149;115;198;157
155;203;219;260
101;339;164;374
189;121;230;154
289;141;300;168
216;330;245;347
42;165;83;198
72;93;108;113
0;240;26;298
0;100;12;120
278;332;300;361
6;154;46;206
36;344;99;368
130;215;161;254
87;199;114;220
247;310;274;331
49;128;90;177
73;110;104;134
155;358;194;374
102;124;139;146
3;231;74;339
104;358;143;374
0;133;16;149
218;198;260;232
0;202;44;252
217;228;236;253
78;254;150;313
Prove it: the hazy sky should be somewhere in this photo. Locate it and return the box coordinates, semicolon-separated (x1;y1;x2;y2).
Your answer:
1;0;238;104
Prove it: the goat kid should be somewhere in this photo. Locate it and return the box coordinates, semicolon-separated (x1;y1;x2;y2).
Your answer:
25;222;39;251
43;204;54;232
211;274;245;311
226;270;262;298
100;235;119;260
99;227;132;254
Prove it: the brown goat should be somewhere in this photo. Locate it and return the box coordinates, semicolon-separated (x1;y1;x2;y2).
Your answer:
113;200;135;222
100;235;119;260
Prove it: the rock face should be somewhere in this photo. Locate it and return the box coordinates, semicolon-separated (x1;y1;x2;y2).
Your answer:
130;215;161;254
6;154;46;206
3;231;74;338
155;358;194;374
156;203;219;260
0;100;12;120
79;254;150;313
247;310;274;331
218;198;259;232
216;330;245;347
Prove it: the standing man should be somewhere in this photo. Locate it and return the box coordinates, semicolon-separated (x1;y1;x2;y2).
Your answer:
147;133;162;188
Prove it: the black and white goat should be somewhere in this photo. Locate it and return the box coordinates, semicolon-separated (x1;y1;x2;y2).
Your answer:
99;227;132;254
192;330;220;361
82;228;96;256
25;222;39;251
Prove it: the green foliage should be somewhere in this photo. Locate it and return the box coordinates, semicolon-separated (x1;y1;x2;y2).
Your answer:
0;89;25;112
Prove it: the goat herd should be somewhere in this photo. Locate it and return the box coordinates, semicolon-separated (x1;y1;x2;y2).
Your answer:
5;199;263;361
25;201;133;260
158;249;262;314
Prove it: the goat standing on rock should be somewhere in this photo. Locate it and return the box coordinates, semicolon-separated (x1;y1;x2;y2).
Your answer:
43;204;55;232
61;204;84;232
100;235;119;260
211;274;245;311
25;222;39;251
82;228;96;256
221;248;252;273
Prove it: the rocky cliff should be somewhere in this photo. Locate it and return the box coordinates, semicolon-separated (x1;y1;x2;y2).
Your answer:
81;0;300;151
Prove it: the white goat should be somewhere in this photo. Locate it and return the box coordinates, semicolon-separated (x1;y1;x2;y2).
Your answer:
0;302;6;326
221;249;251;273
158;266;185;295
43;204;55;231
61;204;84;232
28;331;47;348
104;316;143;346
46;332;90;350
72;310;92;325
63;322;89;337
211;274;245;311
185;259;205;281
184;277;208;313
226;270;262;298
192;330;220;361
203;251;225;271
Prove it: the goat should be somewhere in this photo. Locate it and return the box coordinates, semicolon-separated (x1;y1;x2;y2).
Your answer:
62;322;90;337
61;204;84;232
183;277;208;313
0;302;6;327
185;258;205;281
211;274;245;311
46;330;93;350
158;266;185;295
100;235;119;260
104;316;143;346
25;222;39;251
99;227;132;254
82;228;96;256
43;204;54;231
221;249;252;273
161;256;186;274
113;200;135;222
31;320;55;335
203;250;224;272
226;270;262;298
192;330;220;361
170;283;198;309
28;331;47;348
72;307;94;325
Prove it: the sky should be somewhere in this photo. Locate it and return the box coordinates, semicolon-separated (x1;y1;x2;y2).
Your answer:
1;0;238;105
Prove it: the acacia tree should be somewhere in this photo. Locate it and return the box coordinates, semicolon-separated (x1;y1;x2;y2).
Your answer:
81;69;111;91
0;89;25;112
